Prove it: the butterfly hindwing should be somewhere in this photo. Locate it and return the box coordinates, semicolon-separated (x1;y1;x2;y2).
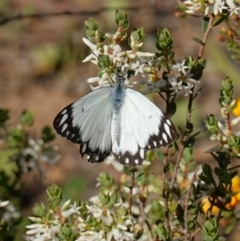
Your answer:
115;88;177;166
53;87;113;163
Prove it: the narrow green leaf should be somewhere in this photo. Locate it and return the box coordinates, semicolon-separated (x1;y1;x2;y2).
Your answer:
193;37;204;45
202;17;210;33
213;15;227;27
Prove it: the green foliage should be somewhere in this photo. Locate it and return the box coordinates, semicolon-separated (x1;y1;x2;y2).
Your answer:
0;109;60;240
0;109;9;126
202;218;219;241
115;10;129;29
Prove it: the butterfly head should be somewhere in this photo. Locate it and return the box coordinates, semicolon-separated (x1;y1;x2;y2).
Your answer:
112;70;128;88
116;72;126;83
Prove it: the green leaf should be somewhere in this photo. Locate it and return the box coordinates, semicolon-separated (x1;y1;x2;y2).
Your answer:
155;224;168;240
98;172;114;187
85;17;98;31
59;224;74;240
202;17;210;33
98;191;110;205
168;163;174;173
46;184;62;208
0;109;9;126
169;201;178;212
115;10;129;29
192;37;204;45
41;126;55;143
183;147;193;162
213;15;227;27
156;150;164;161
21;110;34;127
33;203;47;217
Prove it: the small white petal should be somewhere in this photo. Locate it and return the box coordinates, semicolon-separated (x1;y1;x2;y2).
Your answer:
61;199;71;210
0;200;9;207
231;116;240;126
82;37;96;50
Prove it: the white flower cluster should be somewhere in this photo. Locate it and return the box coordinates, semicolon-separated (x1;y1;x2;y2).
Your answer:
0;199;20;224
82;37;153;90
184;0;240;16
26;200;80;241
83;38;199;97
18;136;60;173
168;60;199;96
26;195;142;241
207;114;240;155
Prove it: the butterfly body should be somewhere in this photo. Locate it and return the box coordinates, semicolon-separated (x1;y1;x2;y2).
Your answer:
53;73;177;166
111;75;126;147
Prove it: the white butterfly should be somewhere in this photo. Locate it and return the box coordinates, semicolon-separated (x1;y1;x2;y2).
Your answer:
53;72;177;166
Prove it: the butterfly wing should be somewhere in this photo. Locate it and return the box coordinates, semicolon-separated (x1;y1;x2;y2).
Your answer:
53;87;113;163
115;88;177;166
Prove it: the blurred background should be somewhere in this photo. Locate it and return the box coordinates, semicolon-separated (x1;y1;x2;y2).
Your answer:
0;0;240;240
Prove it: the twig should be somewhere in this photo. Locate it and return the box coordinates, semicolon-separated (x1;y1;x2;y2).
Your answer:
168;12;215;240
139;200;152;232
227;112;232;131
129;169;135;216
198;14;215;59
170;13;215;191
189;227;202;240
0;2;157;26
162;147;171;234
184;172;197;241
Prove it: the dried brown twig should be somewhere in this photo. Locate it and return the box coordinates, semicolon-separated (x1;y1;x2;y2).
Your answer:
0;2;157;26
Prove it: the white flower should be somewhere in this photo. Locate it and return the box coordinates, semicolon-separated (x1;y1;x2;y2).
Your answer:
226;0;240;15
107;227;135;241
231;116;240;126
86;204;102;218
82;37;97;50
217;120;231;136
86;196;103;218
105;31;121;40
2;201;20;222
26;223;47;235
123;186;139;195
104;154;123;172
26;223;61;240
213;0;228;15
129;35;143;49
61;202;80;218
136;51;155;58
168;75;182;93
29;216;42;223
182;83;194;96
0;200;9;207
184;71;199;84
184;1;202;14
171;60;189;74
135;78;167;95
204;3;213;15
87;72;110;89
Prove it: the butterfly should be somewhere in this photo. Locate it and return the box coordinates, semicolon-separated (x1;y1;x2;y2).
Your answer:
53;72;177;166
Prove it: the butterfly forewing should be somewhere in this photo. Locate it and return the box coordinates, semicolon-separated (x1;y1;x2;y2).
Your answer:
53;87;113;163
